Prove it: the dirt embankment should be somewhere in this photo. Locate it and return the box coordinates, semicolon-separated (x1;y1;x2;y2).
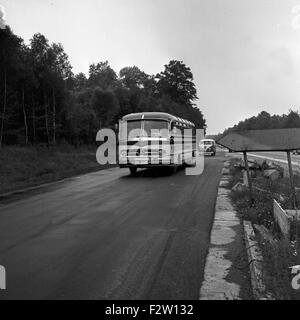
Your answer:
0;145;111;194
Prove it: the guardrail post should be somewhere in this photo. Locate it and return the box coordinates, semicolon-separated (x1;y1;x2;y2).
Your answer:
243;151;254;205
287;151;299;265
287;151;297;209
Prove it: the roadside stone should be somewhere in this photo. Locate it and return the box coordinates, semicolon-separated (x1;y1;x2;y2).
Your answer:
224;161;231;169
243;221;268;300
285;210;300;221
263;169;280;181
249;160;259;170
221;176;230;182
232;182;247;193
214;210;240;222
242;170;248;186
218;188;230;196
219;180;229;188
236;159;260;171
222;168;230;175
216;195;235;211
253;224;276;245
267;161;276;168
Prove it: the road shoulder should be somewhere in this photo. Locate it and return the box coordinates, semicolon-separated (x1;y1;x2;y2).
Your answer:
199;160;252;300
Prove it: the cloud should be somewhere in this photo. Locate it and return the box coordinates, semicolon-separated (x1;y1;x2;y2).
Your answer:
0;4;6;29
267;46;294;77
291;5;300;30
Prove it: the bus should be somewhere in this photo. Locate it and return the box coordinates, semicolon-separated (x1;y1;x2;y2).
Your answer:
199;139;216;157
118;112;197;175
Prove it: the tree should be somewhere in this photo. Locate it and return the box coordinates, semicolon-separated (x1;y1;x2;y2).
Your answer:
114;87;132;117
18;45;34;145
72;73;87;91
0;26;24;146
119;66;149;89
29;34;73;145
156;60;198;106
220;109;300;139
283;110;300;128
88;61;117;90
47;42;73;144
0;27;207;145
64;90;98;145
91;88;120;128
29;33;52;144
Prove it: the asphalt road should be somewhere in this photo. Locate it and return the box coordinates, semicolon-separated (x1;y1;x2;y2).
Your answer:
0;155;225;300
246;151;300;166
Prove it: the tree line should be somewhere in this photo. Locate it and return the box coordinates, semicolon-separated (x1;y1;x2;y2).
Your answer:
0;26;206;147
216;110;300;140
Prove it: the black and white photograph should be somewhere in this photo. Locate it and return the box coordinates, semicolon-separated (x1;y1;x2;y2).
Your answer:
0;0;300;306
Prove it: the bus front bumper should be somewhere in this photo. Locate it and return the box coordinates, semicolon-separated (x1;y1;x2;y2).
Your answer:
119;156;179;167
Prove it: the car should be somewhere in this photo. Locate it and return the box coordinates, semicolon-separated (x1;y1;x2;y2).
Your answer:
199;139;216;157
293;149;300;155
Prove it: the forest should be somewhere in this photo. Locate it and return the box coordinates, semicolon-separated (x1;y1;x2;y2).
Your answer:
0;26;206;148
217;110;300;140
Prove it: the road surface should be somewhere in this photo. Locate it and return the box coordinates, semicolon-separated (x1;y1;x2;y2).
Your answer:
0;155;225;300
247;151;300;166
228;151;300;168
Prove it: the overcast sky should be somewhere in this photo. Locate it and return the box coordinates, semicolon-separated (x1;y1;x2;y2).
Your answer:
1;0;300;133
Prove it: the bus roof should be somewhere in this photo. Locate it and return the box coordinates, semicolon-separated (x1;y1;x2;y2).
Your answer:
201;139;215;142
121;112;195;127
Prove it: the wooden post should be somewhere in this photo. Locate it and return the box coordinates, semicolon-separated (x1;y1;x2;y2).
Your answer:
287;151;297;209
287;152;299;265
243;151;254;204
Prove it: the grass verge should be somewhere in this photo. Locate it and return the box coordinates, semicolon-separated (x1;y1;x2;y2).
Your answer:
228;157;300;300
0;144;112;194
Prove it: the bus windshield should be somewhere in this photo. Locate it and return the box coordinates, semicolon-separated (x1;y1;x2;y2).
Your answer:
143;120;168;137
121;120;169;139
127;120;142;133
201;140;214;145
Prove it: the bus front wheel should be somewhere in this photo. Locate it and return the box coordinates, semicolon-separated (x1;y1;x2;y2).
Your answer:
129;167;137;176
171;165;178;174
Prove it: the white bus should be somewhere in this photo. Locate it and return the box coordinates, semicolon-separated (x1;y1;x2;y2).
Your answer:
118;112;197;175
